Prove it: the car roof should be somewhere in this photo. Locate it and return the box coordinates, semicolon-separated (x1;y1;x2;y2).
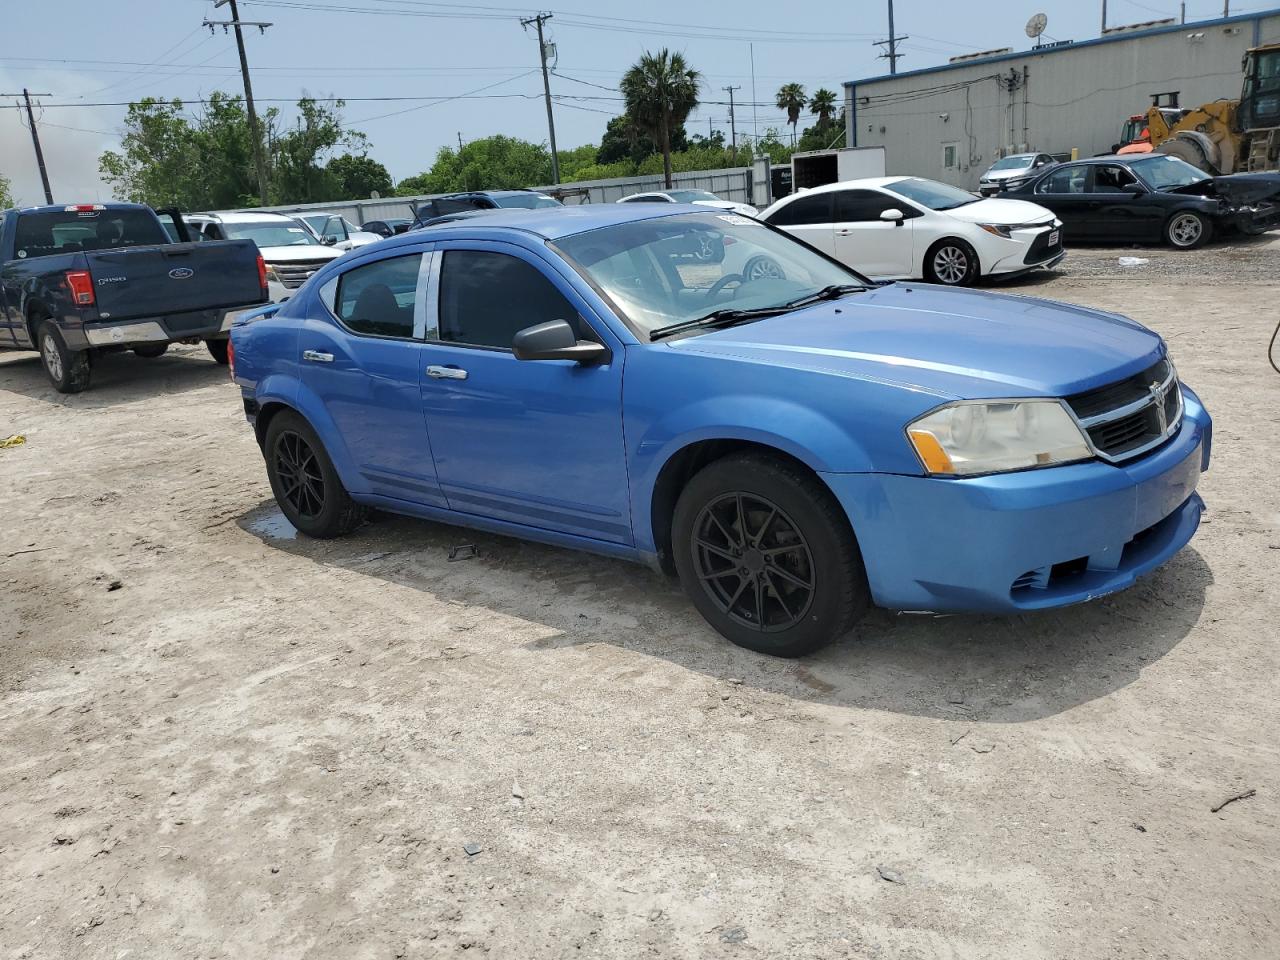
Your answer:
14;202;153;215
204;210;301;223
380;204;729;245
779;176;912;199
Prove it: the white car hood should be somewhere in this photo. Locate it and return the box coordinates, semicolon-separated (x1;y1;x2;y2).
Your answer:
981;168;1033;183
257;245;344;262
692;199;759;217
347;232;382;247
945;197;1055;225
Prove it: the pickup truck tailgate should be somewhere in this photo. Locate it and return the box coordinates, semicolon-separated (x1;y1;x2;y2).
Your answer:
86;240;263;322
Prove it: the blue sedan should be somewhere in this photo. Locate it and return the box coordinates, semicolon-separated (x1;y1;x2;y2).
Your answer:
229;205;1211;657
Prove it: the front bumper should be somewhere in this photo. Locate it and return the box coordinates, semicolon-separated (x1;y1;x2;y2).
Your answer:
822;386;1212;613
986;222;1065;276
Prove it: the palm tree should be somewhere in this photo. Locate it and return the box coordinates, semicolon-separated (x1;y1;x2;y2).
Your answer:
620;50;701;188
809;88;838;127
776;83;806;145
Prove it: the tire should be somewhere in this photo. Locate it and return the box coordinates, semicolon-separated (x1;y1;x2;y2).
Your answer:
37;319;92;394
671;453;869;657
133;343;169;359
205;338;230;365
264;411;367;539
1165;210;1212;249
742;255;785;281
924;239;980;286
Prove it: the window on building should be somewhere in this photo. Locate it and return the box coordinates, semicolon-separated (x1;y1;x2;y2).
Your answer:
942;144;958;169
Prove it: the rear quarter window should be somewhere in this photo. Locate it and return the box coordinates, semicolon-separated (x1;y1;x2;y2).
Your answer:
12;209;168;259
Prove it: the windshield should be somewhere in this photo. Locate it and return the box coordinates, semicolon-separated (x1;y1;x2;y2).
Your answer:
13;209;168;258
989;156;1033;171
883;177;978;210
553;212;866;338
223;221;322;247
494;193;561;209
1130;155;1209;189
667;190;721;202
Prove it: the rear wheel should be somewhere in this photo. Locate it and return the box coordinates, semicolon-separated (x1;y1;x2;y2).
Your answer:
133;343;169;359
264;411;367;538
1165;211;1212;249
672;453;869;657
742;255;785;281
37;319;92;393
924;239;979;286
205;338;230;364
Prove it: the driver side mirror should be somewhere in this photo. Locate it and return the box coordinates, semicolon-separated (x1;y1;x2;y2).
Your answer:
1121;182;1147;195
512;320;609;364
879;208;906;226
320;235;338;245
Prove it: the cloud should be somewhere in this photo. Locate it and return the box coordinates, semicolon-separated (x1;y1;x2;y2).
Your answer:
0;68;123;205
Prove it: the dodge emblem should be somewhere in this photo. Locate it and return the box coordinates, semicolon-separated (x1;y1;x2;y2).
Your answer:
169;267;195;280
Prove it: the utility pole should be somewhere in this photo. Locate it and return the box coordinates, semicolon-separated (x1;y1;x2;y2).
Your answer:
3;89;54;203
873;0;908;75
522;13;559;184
206;0;271;207
458;131;465;151
1101;0;1107;33
723;86;740;163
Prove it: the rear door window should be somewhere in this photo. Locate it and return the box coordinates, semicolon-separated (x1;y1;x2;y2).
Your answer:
765;192;833;226
1037;166;1088;195
334;253;424;339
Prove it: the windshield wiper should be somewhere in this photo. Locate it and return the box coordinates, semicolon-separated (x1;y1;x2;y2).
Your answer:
781;283;864;309
649;306;789;341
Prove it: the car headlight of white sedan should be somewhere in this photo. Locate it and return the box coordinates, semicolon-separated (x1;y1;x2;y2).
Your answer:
907;399;1092;476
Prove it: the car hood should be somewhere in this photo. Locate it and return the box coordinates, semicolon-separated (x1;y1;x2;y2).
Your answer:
668;283;1163;399
981;167;1033;182
1164;172;1280;204
257;245;344;262
692;199;759;216
943;196;1056;225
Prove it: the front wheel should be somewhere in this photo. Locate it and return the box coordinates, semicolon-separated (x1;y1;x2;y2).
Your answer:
924;239;980;286
742;255;785;282
672;453;869;657
264;411;367;538
38;319;92;393
1165;211;1212;249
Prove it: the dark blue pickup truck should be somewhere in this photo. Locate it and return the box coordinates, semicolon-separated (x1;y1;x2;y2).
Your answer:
0;202;269;392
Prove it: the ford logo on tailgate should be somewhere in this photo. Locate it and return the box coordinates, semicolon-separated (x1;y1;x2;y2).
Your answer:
169;267;195;280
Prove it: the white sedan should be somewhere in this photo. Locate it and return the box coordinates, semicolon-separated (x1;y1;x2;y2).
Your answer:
758;176;1063;286
617;189;758;217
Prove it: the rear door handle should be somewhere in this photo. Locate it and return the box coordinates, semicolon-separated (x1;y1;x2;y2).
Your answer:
302;350;333;363
426;365;468;380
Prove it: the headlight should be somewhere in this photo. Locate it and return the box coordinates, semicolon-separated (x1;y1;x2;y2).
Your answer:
906;399;1092;476
977;223;1013;238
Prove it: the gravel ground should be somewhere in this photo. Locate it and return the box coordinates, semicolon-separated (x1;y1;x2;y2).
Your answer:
1;239;1278;959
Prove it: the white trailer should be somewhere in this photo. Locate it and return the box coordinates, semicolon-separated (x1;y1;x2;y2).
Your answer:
791;146;887;190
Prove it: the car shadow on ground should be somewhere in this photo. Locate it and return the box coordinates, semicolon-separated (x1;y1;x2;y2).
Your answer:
237;499;1211;724
0;348;227;407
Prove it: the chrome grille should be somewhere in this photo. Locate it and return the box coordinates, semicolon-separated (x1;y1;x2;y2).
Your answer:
272;259;332;289
1065;358;1182;463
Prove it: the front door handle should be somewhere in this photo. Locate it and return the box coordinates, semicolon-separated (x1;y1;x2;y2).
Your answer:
426;365;468;380
302;350;334;363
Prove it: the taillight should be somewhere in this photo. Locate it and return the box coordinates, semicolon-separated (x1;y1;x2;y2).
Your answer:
65;271;94;306
256;255;268;292
227;337;236;380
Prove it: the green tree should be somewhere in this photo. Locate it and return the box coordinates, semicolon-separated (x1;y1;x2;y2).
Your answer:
0;172;14;209
556;143;602;182
596;114;688;166
397;135;553;195
328;153;393;199
809;88;838;126
775;83;807;145
192;92;268;208
620;50;701;188
99;98;205;208
271;97;362;204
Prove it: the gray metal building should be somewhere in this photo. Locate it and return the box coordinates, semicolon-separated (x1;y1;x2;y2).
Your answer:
843;8;1280;190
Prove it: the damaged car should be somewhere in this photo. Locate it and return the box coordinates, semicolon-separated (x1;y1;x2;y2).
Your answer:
1006;154;1280;248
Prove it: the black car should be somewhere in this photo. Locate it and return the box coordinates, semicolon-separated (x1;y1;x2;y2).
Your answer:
360;218;413;238
1005;154;1280;249
411;189;561;227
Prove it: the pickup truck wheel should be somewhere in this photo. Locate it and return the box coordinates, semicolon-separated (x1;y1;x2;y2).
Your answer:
133;344;169;359
264;411;366;539
205;339;230;365
37;320;92;394
672;453;869;658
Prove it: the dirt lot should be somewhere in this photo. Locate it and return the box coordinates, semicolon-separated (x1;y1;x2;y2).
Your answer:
2;239;1278;960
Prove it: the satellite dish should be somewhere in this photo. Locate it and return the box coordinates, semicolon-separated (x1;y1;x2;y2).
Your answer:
1026;12;1048;39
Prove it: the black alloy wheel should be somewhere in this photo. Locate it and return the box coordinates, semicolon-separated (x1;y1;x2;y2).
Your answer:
692;492;815;632
274;429;327;520
264;411;367;538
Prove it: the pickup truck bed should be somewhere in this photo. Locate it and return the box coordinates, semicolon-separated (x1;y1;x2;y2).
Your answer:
0;203;269;392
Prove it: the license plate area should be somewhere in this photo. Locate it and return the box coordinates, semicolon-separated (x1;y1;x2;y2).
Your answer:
1047;230;1060;247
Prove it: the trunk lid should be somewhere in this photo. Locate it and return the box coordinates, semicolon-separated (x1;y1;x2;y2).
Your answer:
86;240;264;321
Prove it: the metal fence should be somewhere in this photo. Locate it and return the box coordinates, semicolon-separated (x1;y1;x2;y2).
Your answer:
226;166;757;226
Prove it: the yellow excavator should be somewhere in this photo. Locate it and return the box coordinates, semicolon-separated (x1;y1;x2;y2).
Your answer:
1143;43;1280;175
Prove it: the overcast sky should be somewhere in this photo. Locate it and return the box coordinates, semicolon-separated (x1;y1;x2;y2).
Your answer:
1;0;1269;204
